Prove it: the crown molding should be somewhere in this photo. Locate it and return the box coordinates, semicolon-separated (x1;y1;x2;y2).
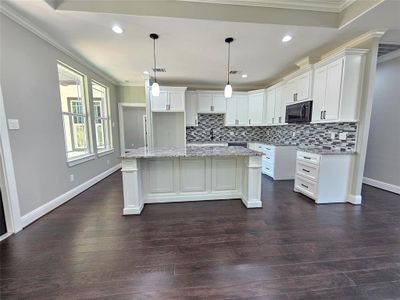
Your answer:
378;48;400;64
179;0;356;12
0;2;119;85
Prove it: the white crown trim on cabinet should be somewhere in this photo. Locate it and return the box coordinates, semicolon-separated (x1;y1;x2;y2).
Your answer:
20;164;121;228
0;2;118;85
363;177;400;195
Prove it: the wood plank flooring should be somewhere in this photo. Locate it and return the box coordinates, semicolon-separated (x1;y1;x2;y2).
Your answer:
1;172;400;299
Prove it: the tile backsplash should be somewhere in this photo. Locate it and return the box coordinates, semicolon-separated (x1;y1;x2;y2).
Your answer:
186;114;357;151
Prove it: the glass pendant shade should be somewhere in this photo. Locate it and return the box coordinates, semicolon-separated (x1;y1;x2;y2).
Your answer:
151;82;160;97
224;84;232;98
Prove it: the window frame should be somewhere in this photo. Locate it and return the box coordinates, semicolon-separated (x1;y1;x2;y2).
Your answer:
91;80;113;155
57;61;94;166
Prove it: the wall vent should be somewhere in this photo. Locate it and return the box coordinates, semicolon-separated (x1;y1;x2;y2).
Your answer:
153;68;166;72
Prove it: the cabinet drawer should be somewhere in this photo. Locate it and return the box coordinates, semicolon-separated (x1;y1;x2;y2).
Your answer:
297;151;320;165
262;164;273;177
296;161;319;181
262;145;275;156
295;175;317;199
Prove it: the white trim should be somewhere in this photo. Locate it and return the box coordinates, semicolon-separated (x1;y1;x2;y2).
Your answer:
0;85;22;233
363;177;400;195
378;49;400;64
118;103;147;156
347;194;362;205
20;164;121;228
0;232;13;242
97;148;115;157
67;153;96;167
0;2;118;85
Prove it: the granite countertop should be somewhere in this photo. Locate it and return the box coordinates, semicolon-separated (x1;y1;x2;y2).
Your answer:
187;141;298;147
297;146;356;155
122;146;263;159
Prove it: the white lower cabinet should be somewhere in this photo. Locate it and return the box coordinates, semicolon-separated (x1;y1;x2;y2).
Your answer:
294;151;352;203
248;143;297;180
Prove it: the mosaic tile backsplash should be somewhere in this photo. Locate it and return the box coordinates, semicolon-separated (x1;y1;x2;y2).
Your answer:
186;114;358;151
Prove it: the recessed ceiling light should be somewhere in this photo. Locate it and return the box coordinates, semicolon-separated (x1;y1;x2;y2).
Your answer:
112;25;123;34
282;35;292;42
242;74;248;78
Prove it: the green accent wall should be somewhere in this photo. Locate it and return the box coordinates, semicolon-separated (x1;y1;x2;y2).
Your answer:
117;86;146;103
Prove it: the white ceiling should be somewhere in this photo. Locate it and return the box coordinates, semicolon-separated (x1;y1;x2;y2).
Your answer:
2;0;400;89
179;0;356;12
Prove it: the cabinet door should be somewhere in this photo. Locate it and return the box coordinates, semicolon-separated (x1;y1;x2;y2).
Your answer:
311;66;327;122
324;58;343;121
297;71;311;101
274;86;284;124
286;79;297;103
185;92;198;126
280;86;287;124
236;95;249;125
169;91;185;111
212;95;227;113
225;97;237;126
266;89;276;125
197;94;213;113
248;93;264;125
151;91;168;111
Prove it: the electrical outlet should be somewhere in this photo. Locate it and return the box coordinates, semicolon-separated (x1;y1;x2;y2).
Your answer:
331;132;336;139
70;174;74;182
339;132;347;140
107;159;110;165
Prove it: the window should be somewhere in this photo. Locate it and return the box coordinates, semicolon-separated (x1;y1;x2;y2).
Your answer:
92;81;112;152
57;63;91;161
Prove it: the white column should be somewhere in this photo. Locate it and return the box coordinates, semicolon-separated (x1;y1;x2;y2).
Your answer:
243;155;262;208
121;158;144;215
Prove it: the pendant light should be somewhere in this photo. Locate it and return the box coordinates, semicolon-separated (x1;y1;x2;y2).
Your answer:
224;37;234;98
150;33;160;97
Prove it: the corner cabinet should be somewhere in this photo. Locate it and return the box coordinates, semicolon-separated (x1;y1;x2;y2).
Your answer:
150;87;186;112
248;89;266;126
311;49;368;123
226;93;249;126
185;91;198;126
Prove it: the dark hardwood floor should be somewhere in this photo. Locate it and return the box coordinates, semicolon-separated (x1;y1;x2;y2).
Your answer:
1;172;400;299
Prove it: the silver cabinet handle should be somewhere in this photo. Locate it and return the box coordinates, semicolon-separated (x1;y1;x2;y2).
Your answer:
303;156;311;160
301;183;309;188
210;105;214;112
302;168;310;173
320;111;323;119
272;117;274;123
323;110;327;119
279;116;281;123
249;119;251;125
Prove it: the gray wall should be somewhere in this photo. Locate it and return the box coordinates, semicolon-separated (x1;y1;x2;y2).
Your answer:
0;15;121;216
364;55;400;187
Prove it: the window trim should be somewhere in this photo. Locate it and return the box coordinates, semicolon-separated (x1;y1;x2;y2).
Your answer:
57;61;93;164
91;80;113;153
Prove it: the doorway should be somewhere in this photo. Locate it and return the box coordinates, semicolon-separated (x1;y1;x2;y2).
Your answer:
118;103;147;155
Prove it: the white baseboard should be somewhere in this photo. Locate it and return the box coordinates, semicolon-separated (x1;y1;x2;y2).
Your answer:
363;177;400;195
347;194;362;205
20;164;121;228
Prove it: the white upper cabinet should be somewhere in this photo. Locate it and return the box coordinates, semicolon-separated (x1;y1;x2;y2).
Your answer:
285;69;312;103
225;94;249;126
197;92;226;113
185;91;198;126
265;88;276;125
150;87;186;112
311;49;367;123
248;90;265;126
273;84;286;124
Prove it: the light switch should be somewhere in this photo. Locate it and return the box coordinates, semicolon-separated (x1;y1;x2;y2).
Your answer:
8;119;20;130
331;132;336;139
339;132;347;140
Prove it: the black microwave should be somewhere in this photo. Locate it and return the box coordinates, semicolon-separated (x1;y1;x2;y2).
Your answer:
285;101;313;124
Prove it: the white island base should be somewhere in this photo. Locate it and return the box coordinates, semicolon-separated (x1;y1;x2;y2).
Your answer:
121;151;262;215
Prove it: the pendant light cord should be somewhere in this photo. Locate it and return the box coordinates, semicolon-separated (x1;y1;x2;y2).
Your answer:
153;38;157;83
227;42;230;84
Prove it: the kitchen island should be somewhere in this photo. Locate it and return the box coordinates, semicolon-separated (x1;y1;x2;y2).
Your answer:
121;146;263;215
